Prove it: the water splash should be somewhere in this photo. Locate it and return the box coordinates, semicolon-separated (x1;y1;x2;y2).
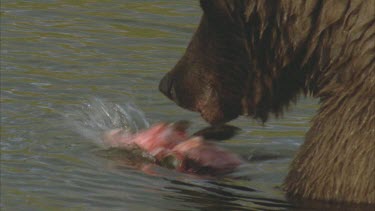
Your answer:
65;97;149;147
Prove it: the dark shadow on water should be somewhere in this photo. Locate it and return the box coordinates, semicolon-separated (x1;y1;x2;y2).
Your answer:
287;195;375;211
162;179;293;211
162;179;374;211
97;147;374;211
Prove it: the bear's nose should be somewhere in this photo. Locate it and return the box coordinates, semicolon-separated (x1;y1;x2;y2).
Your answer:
159;73;176;101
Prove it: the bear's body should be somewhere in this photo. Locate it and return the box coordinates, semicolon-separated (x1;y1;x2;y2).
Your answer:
159;0;375;204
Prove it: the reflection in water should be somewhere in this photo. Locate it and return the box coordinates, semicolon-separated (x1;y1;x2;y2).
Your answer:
162;179;292;211
288;196;375;211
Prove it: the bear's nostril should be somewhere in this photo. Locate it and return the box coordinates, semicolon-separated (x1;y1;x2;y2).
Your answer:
159;74;174;100
159;74;171;98
170;83;177;100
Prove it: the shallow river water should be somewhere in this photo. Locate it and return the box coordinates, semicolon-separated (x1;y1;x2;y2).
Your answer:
1;1;359;210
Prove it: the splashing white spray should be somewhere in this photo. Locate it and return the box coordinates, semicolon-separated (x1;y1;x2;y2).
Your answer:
65;98;149;147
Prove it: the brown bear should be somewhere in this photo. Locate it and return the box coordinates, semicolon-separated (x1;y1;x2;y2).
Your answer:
159;0;375;204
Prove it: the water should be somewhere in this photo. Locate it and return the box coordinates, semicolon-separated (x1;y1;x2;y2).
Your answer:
0;1;350;210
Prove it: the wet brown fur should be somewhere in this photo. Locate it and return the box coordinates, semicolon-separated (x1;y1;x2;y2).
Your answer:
159;0;375;204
